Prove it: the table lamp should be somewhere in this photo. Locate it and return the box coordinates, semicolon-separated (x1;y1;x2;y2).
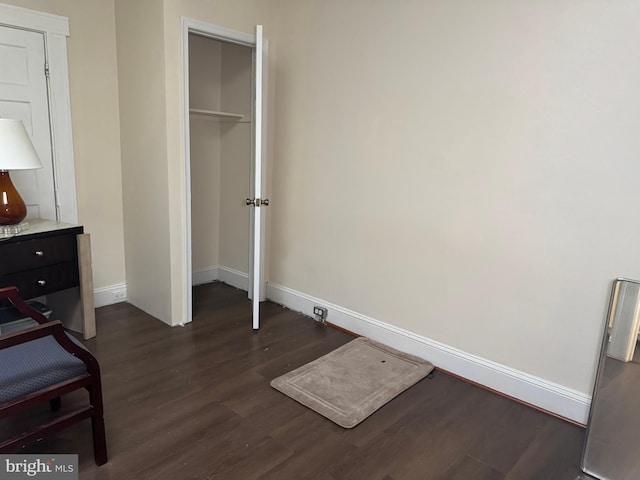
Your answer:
0;119;43;225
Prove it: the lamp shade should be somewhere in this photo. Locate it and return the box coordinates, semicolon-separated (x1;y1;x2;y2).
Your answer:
0;119;43;170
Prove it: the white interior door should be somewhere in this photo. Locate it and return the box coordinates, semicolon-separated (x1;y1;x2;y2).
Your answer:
250;25;267;329
0;26;57;221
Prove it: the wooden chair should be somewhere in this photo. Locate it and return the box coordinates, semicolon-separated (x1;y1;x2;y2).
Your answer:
0;286;107;465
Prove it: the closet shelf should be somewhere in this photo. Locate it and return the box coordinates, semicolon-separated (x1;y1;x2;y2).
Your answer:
189;108;245;120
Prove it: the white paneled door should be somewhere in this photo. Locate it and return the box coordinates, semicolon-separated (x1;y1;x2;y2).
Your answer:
0;26;57;221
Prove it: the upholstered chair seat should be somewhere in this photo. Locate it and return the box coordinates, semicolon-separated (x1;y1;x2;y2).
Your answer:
0;332;87;403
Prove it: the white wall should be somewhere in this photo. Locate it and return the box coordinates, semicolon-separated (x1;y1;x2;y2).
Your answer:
219;122;251;275
114;0;172;322
219;43;252;275
189;34;222;279
267;0;640;395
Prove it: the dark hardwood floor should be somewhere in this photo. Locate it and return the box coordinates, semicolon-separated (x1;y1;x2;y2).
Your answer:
5;282;587;479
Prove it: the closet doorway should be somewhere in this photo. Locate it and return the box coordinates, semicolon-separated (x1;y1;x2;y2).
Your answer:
182;20;268;329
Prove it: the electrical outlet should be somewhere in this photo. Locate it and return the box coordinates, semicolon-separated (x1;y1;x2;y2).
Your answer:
313;306;327;322
112;289;127;302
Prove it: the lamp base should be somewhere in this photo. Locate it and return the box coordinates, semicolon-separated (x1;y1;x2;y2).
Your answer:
0;170;27;225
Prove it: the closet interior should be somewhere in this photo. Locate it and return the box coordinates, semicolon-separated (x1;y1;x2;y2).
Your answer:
188;33;253;299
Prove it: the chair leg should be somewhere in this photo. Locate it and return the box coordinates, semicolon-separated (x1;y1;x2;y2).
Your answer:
91;414;108;466
50;397;61;411
87;383;107;466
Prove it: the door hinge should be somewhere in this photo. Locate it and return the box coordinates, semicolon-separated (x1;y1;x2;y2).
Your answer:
246;198;270;207
44;63;50;78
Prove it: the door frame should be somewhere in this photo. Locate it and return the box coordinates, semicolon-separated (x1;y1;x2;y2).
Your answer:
0;2;78;223
180;17;266;325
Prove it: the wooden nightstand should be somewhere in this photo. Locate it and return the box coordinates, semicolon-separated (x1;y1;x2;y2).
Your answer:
0;219;96;339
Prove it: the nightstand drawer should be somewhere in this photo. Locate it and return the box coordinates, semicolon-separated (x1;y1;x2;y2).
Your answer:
0;234;77;275
0;262;80;299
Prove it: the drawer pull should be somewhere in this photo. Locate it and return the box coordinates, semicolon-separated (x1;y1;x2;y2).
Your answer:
34;250;44;257
37;279;47;287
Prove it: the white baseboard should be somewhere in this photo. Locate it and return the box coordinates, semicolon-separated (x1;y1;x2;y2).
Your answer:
218;266;248;291
193;266;218;286
93;283;127;308
266;282;591;425
192;265;248;291
95;266;247;310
